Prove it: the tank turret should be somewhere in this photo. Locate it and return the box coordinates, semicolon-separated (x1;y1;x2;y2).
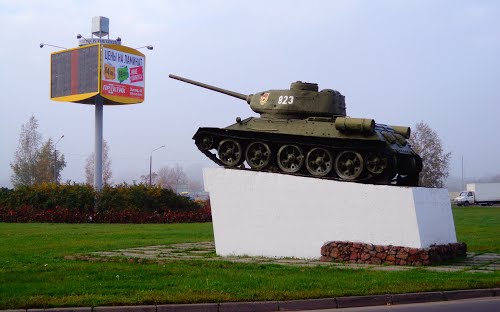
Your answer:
169;74;346;118
170;74;422;186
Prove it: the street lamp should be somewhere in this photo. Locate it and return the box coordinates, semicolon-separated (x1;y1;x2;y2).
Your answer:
135;45;153;50
39;43;67;49
150;145;165;186
76;34;92;44
54;135;64;184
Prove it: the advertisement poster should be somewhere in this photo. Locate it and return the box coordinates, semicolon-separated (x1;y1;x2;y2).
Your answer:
101;46;145;103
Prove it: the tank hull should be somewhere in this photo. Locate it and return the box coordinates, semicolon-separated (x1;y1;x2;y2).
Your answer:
193;117;422;186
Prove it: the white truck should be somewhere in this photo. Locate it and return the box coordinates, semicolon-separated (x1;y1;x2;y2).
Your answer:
454;183;500;206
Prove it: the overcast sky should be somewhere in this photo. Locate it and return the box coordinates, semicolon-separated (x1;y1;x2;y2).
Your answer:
1;0;499;188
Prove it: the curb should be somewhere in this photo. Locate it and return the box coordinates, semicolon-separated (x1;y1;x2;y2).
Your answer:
336;294;391;308
3;288;498;312
278;298;336;311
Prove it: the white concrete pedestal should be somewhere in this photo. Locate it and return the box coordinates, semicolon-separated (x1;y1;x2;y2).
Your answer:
204;168;458;259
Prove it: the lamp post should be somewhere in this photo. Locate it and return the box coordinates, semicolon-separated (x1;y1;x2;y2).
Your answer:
54;135;64;184
39;43;67;49
76;34;92;45
461;155;465;191
150;145;165;186
135;45;153;50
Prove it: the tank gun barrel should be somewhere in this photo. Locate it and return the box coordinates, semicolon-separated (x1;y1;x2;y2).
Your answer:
169;74;250;103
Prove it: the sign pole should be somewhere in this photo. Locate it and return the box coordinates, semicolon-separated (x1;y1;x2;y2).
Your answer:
94;95;103;191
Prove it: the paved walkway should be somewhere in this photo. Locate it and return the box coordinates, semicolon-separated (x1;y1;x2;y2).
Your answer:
77;242;500;273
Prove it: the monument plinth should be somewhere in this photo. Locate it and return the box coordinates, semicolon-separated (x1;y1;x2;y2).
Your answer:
204;168;464;262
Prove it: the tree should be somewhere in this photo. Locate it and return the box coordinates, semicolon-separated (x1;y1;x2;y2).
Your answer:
11;116;67;187
188;179;203;193
140;172;158;185
11;116;42;187
157;164;188;192
85;140;113;186
35;138;66;184
409;121;451;188
141;164;189;192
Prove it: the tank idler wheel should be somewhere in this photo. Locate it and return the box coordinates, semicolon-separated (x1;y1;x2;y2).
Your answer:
305;148;333;177
334;151;364;180
195;134;215;150
245;142;271;170
277;145;304;173
365;152;388;175
218;139;243;167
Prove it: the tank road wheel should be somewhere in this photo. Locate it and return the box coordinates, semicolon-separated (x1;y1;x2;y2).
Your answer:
334;151;364;180
305;148;333;177
218;139;243;167
365;152;388;175
277;145;304;173
245;142;271;170
195;134;214;150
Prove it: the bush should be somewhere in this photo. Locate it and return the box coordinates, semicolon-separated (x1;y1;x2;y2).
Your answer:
99;184;200;213
6;183;94;213
0;183;211;224
0;187;13;206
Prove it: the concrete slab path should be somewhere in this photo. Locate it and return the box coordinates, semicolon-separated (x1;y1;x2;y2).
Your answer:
81;242;500;273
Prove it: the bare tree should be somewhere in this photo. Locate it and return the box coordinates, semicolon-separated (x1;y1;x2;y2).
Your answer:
149;164;188;192
409;121;451;188
188;179;203;193
186;179;203;198
11;116;42;187
85;140;113;186
156;167;171;189
140;172;158;185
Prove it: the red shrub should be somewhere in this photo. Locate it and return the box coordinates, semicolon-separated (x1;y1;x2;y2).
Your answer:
0;200;212;224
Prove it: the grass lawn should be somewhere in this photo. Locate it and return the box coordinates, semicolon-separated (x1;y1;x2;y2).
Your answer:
0;207;499;309
452;206;500;253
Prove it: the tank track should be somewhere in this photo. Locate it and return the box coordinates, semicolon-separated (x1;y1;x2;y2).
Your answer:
193;127;420;186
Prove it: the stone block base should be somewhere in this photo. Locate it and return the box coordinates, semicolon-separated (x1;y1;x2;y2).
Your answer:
205;168;459;259
320;241;467;266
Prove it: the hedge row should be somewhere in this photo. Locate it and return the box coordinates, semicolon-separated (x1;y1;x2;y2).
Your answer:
0;205;212;223
0;184;211;223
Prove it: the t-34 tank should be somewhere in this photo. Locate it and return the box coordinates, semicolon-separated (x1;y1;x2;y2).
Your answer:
169;74;422;186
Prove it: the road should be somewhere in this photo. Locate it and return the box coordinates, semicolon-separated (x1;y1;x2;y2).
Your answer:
304;297;500;312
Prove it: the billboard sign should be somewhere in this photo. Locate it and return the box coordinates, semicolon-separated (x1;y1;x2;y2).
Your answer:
50;44;145;105
101;45;145;104
50;44;100;103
